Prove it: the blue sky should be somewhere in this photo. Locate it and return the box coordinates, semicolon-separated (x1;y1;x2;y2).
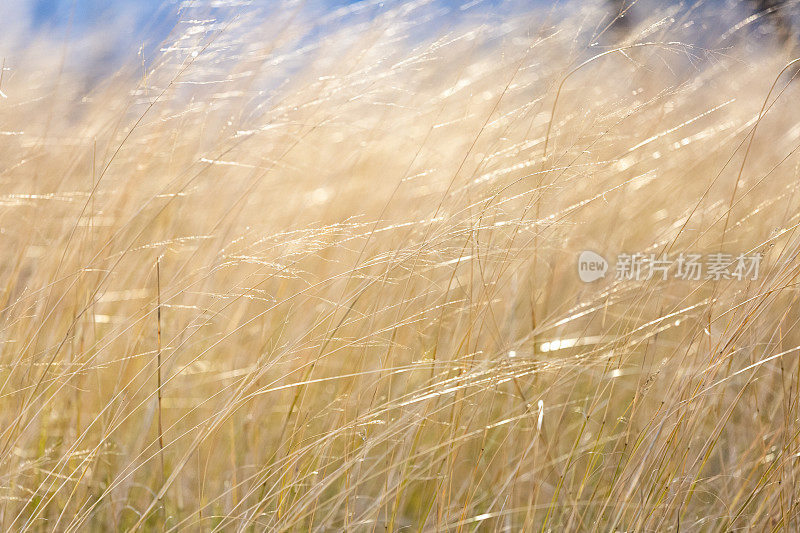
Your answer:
25;0;432;52
32;0;165;28
20;0;505;71
13;0;479;81
19;0;770;69
30;0;383;28
28;0;502;30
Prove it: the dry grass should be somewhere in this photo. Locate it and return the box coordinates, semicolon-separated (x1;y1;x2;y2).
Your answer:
2;0;800;530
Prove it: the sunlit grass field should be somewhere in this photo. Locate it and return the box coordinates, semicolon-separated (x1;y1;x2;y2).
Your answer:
2;0;800;530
